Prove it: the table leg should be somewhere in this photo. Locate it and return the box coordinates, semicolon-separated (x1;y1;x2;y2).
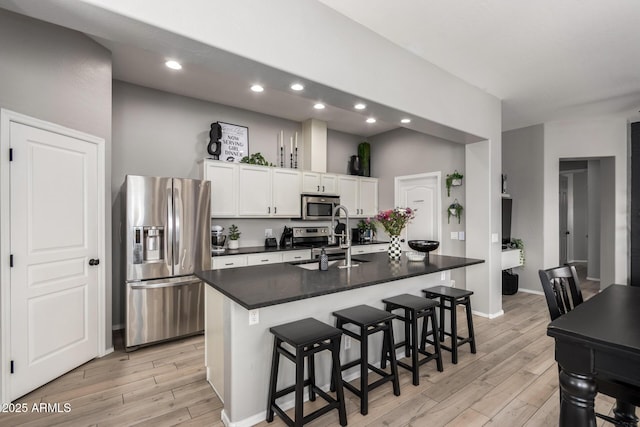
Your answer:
559;369;597;427
613;400;638;427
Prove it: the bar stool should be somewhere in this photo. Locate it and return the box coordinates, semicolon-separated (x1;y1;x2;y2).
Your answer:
332;304;400;415
381;294;443;385
422;286;477;364
267;318;347;427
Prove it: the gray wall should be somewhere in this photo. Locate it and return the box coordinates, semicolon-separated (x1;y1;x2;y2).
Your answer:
368;127;467;288
502;125;544;292
0;10;113;346
112;81;362;326
587;160;601;279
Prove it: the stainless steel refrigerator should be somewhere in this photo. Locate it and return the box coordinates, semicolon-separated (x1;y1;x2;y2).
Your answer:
122;175;211;350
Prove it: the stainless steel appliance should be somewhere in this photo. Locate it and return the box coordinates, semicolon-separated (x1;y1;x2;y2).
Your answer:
300;194;340;220
122;175;211;350
211;225;226;253
292;226;347;259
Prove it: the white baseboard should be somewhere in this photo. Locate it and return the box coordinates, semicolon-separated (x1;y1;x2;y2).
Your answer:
517;288;544;296
586;277;600;282
472;309;504;319
112;323;124;331
568;259;587;263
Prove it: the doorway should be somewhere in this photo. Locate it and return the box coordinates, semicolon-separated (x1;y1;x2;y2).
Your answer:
0;110;106;402
394;172;441;251
559;159;599;286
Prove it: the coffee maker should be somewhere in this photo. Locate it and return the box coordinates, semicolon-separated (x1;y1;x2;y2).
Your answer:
211;225;226;253
279;226;294;248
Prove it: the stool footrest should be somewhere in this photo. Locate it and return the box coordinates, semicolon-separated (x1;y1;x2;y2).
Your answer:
271;384;343;427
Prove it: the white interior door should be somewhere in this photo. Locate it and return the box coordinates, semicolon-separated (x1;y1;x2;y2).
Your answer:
9;121;100;400
395;173;441;251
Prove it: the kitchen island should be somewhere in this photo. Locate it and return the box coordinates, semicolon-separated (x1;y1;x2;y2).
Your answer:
198;252;483;426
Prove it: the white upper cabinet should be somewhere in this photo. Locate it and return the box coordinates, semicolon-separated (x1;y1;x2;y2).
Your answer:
272;168;301;217
358;177;379;217
302;172;338;194
238;164;301;217
337;175;359;215
201;159;238;217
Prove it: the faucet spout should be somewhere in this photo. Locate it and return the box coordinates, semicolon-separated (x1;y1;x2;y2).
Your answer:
331;204;357;268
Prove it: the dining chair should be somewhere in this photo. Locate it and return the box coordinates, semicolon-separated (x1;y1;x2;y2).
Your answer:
540;265;640;426
538;264;583;321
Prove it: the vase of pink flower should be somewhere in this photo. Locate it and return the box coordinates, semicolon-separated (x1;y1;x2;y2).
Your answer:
375;207;416;259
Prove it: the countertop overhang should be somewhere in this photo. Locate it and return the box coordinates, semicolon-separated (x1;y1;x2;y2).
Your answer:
197;252;484;310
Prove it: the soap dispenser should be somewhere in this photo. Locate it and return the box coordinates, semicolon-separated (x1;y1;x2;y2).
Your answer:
319;248;329;271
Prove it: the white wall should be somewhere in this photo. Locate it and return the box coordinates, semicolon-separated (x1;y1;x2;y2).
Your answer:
572;171;588;261
544;119;628;287
0;9;113;347
502;125;544;292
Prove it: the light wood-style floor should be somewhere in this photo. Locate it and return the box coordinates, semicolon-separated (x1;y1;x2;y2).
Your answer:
3;268;615;426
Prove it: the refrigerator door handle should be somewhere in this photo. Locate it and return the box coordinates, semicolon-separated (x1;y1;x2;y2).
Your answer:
173;184;183;270
166;183;175;274
129;277;201;290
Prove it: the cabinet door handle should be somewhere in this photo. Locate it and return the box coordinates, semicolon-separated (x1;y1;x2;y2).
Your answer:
322;186;325;192
317;185;320;191
225;263;234;266
261;259;269;262
294;256;301;259
89;258;100;266
268;206;271;214
274;206;277;214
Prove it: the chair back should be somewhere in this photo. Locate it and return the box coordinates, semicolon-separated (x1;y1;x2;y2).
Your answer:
538;265;584;320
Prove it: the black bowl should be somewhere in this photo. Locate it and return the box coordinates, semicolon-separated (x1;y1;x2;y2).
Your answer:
408;240;440;253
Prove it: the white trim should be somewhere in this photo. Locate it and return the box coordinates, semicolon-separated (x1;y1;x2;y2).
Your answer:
568;259;588;263
586;276;600;282
517;288;545;296
472;309;504;319
0;109;107;403
112;323;125;331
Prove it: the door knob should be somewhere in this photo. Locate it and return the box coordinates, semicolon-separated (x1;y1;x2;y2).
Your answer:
89;258;100;266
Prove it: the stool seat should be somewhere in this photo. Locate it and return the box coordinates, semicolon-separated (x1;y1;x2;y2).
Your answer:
423;286;476;364
382;294;443;385
267;318;347;426
270;318;342;347
332;305;400;415
423;285;473;299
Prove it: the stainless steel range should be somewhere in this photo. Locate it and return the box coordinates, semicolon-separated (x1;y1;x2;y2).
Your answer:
292;226;346;259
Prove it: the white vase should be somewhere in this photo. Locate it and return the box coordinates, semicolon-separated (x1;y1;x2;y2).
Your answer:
388;235;401;260
228;240;239;250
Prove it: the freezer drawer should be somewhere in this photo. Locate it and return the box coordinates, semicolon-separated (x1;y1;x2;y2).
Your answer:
126;276;204;349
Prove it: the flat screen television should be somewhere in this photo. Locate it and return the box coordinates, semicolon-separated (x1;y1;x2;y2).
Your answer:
502;197;512;245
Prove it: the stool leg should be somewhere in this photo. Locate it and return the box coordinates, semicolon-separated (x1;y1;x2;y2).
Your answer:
331;336;348;426
431;310;444;372
404;308;411;358
380;327;389;370
451;298;459;364
438;297;445;342
410;310;420;385
465;298;477;354
360;326;369;415
294;348;304;425
266;336;280;423
308;349;316;402
330;319;343;393
386;320;401;396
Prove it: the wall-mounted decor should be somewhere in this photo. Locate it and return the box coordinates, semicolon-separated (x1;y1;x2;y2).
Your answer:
445;170;464;197
218;122;249;163
447;199;463;224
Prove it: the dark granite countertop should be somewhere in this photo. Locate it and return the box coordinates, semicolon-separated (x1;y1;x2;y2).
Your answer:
211;240;390;257
198;252;484;310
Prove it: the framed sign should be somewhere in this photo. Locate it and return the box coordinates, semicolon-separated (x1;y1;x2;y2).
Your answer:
219;122;249;163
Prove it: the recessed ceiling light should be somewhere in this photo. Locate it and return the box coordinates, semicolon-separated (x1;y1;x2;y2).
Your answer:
314;103;325;110
290;83;304;91
401;118;411;124
354;103;366;110
165;60;182;70
366;118;376;123
250;84;264;92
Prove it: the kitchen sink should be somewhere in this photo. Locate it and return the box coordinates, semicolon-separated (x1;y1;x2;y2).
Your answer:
292;258;368;270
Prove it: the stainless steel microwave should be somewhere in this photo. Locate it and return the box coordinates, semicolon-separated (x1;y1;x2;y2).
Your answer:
300;194;340;220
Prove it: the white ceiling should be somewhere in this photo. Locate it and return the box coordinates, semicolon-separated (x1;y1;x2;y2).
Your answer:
320;0;640;130
3;0;640;136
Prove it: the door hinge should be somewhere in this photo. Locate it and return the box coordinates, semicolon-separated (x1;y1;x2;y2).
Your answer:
10;254;13;267
9;148;13;161
10;360;14;374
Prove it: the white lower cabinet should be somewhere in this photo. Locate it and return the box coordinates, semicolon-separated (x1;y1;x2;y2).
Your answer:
352;244;387;255
212;255;248;270
212;249;311;270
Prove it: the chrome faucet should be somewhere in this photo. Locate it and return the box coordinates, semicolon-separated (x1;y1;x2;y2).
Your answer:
331;204;357;268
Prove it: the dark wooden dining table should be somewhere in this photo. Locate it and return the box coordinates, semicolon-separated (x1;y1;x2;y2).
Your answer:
547;284;640;426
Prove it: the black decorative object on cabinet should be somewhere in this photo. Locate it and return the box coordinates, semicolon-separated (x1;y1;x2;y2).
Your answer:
207;122;222;159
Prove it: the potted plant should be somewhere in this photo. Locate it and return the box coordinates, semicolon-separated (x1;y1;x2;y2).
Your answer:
446;170;464;197
228;224;241;249
357;218;377;242
447;200;463;224
240;152;275;166
375;207;416;259
511;238;525;265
